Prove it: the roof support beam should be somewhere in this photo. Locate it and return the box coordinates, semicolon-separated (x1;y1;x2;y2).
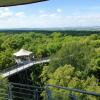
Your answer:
0;0;48;7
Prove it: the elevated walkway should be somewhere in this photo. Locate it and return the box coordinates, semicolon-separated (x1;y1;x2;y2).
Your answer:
1;58;50;78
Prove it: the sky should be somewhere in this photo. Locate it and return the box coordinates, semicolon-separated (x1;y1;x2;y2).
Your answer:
0;0;100;28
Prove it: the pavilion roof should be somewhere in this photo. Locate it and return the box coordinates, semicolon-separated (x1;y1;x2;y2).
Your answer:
0;0;47;7
13;49;33;57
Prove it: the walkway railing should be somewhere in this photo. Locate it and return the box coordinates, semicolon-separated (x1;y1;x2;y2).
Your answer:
0;82;100;100
46;84;100;100
0;82;45;100
0;57;49;77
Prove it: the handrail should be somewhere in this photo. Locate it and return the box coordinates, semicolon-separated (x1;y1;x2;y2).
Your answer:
11;82;44;89
1;82;100;100
0;57;49;74
47;84;100;97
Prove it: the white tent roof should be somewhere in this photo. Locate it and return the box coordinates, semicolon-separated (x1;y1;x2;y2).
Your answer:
13;49;33;57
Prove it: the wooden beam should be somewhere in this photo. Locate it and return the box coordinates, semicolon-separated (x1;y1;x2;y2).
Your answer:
0;0;48;7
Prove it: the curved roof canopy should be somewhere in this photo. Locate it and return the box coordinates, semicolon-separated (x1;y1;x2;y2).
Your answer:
0;0;47;7
13;49;33;57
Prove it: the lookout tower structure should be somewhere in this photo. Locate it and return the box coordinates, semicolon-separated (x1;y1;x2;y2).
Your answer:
13;49;34;65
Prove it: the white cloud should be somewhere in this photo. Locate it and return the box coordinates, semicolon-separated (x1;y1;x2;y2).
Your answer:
0;8;13;19
0;7;100;28
4;8;9;11
39;10;45;13
16;12;26;17
40;13;57;18
57;8;62;13
0;12;13;18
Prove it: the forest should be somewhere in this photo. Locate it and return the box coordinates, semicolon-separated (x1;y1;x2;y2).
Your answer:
0;32;100;99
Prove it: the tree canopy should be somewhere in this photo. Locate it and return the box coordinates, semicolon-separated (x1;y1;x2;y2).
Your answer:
0;32;100;99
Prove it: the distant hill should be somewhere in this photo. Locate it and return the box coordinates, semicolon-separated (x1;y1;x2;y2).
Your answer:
0;27;100;36
1;26;100;32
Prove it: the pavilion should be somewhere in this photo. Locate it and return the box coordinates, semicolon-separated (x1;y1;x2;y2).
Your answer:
13;49;34;65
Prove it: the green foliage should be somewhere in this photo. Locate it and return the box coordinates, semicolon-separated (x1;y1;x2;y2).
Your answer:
48;65;75;86
49;41;96;74
89;34;98;40
90;40;100;48
0;49;15;70
0;32;64;70
0;32;100;99
0;32;99;71
40;33;100;99
96;58;100;67
42;65;100;100
0;76;8;100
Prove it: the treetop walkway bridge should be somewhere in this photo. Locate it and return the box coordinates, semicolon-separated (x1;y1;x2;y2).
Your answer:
0;58;50;78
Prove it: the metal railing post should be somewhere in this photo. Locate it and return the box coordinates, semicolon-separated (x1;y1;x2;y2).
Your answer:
8;83;13;100
34;89;39;100
45;87;52;100
69;94;77;100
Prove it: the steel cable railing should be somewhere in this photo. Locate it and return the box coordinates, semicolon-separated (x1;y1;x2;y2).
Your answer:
46;84;100;100
0;82;44;100
9;82;45;100
0;82;100;100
